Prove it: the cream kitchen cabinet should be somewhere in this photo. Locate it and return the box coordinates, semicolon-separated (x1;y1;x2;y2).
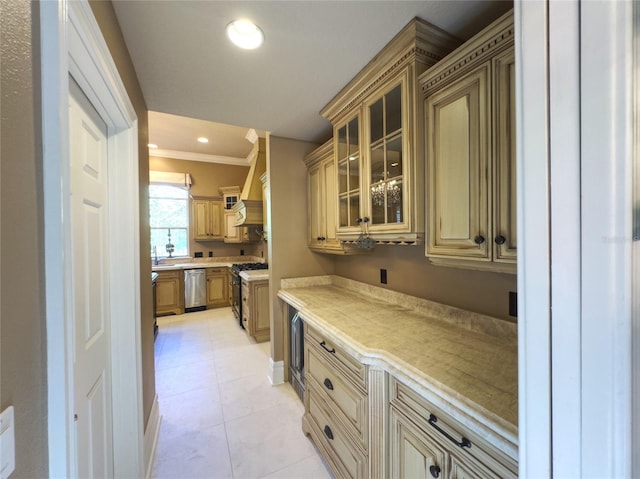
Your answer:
206;267;227;308
302;324;369;478
154;270;183;316
421;11;515;273
389;406;447;479
305;140;346;254
223;210;255;244
192;197;224;241
320;19;460;245
389;377;517;479
241;278;270;342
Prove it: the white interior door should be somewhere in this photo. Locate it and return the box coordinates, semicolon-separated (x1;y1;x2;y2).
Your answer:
69;78;114;478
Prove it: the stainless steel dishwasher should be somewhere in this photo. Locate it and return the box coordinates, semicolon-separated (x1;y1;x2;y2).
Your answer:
184;269;206;312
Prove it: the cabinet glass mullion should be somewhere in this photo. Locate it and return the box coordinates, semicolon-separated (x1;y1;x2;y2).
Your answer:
369;83;404;225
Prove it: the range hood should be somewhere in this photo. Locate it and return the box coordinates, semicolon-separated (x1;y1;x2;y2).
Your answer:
232;137;266;226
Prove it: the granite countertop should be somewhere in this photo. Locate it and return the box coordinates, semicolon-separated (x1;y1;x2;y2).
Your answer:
152;256;264;272
278;275;518;459
240;270;269;281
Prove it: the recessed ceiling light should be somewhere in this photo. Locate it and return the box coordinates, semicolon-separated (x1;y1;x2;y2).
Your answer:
197;137;209;143
148;143;158;149
226;19;264;50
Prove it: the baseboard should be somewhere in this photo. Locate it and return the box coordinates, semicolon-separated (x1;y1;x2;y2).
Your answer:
268;359;284;385
144;394;161;479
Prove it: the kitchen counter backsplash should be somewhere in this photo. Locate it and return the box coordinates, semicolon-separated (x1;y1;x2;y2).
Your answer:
281;275;515;341
155;255;264;266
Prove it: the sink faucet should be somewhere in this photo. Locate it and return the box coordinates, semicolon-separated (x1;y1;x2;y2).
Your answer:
153;245;159;265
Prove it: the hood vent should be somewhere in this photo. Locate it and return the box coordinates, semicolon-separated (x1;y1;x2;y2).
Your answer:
232;137;266;226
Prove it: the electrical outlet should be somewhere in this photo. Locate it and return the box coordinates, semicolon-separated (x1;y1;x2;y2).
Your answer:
194;251;203;258
509;291;517;317
380;269;387;284
0;406;15;479
208;251;213;257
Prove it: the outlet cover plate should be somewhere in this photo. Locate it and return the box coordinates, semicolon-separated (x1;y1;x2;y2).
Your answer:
0;406;15;479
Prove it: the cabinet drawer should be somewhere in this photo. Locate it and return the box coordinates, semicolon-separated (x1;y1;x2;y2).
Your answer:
390;377;517;478
155;270;180;279
206;267;226;276
306;346;368;451
306;326;367;390
306;384;368;479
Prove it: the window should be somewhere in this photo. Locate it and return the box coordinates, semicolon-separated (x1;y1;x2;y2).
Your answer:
149;184;189;258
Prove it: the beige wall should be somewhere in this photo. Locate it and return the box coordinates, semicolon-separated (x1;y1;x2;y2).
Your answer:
88;0;156;431
0;1;48;476
149;156;257;257
334;246;517;321
268;136;335;363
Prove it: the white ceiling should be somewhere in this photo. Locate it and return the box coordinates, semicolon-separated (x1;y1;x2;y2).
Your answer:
114;0;512;156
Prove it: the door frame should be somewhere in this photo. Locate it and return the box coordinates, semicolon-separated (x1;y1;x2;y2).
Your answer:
516;0;636;476
40;1;144;477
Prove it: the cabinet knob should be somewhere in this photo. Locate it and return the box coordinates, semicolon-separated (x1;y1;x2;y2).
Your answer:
474;235;485;245
356;217;363;224
323;425;333;440
429;465;441;478
323;378;334;391
320;236;326;241
495;235;506;245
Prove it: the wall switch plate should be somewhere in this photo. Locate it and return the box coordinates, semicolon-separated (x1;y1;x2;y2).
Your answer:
509;291;518;318
0;406;15;479
380;269;387;284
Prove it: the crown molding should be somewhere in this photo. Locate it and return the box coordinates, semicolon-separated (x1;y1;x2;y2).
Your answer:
151;149;248;166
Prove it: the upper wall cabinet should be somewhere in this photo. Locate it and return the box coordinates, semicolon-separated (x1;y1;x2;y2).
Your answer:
192;196;224;241
420;11;515;273
321;19;461;245
305;140;370;255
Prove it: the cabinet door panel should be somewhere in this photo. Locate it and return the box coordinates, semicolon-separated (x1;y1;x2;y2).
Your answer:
210;201;224;239
390;407;447;479
493;46;517;262
322;159;339;249
427;66;490;259
206;273;226;307
192;200;210;240
308;165;323;247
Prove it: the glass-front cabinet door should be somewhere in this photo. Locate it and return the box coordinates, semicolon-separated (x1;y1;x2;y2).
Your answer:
336;114;362;232
367;82;405;227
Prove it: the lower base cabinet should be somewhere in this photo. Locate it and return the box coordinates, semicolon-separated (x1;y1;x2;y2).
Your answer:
389;377;517;479
302;325;369;478
300;325;517;479
390;406;447;479
155;270;183;316
206;267;228;308
241;278;270;342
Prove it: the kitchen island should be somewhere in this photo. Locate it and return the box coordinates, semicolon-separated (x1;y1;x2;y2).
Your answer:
278;275;517;478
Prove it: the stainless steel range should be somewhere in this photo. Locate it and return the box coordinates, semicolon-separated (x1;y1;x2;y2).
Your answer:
230;262;268;328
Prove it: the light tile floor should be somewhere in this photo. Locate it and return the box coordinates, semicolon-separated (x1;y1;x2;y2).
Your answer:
152;307;333;479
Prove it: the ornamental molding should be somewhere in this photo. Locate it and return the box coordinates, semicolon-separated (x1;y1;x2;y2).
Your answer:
421;23;514;94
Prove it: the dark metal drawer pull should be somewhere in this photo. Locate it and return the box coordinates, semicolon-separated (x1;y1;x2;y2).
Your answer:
319;341;336;354
323;378;334;390
429;465;441;478
428;414;471;449
323;425;333;440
